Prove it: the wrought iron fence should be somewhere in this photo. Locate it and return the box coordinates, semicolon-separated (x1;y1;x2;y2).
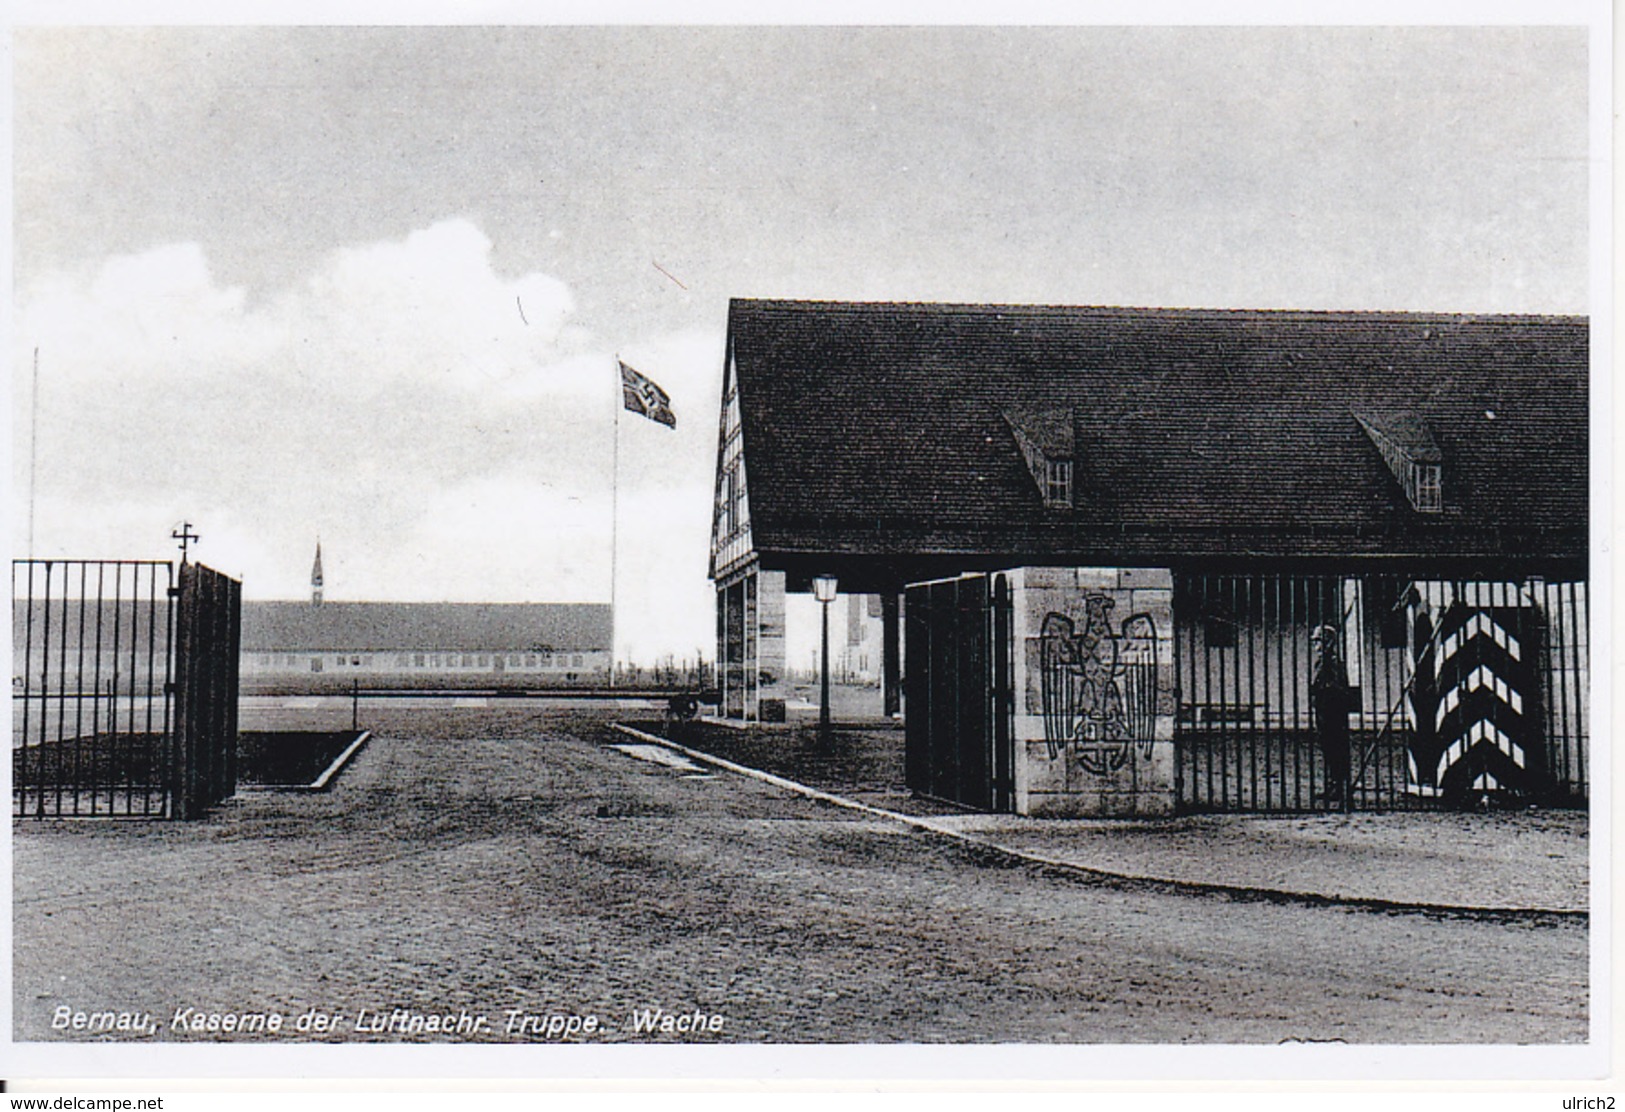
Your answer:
13;559;241;819
1535;579;1589;803
1172;572;1587;813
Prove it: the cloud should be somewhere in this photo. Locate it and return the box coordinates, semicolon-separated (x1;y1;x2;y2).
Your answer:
14;219;726;661
305;219;580;393
375;475;613;604
16;217;585;396
19;242;273;384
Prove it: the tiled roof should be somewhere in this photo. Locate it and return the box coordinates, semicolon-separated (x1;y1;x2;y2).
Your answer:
726;299;1587;567
240;601;612;653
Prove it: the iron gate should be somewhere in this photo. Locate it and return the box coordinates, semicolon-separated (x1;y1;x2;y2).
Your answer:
1173;572;1587;813
13;559;242;819
904;573;1014;811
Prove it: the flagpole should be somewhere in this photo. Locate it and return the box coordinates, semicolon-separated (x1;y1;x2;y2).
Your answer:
606;356;674;690
610;356;620;689
28;347;39;558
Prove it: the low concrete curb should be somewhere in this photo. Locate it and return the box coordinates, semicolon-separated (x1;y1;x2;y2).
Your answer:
310;730;372;791
238;730;373;794
610;722;1587;922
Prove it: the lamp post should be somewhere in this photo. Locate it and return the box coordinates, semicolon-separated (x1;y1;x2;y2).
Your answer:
812;574;838;736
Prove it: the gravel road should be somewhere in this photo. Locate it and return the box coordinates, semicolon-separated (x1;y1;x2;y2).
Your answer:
14;704;1587;1045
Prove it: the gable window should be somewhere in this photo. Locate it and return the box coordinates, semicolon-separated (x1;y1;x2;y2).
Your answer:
710;368;756;579
718;468;731;539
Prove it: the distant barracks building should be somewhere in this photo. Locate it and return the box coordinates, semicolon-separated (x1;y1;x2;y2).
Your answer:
709;300;1587;817
238;548;611;689
239;601;612;690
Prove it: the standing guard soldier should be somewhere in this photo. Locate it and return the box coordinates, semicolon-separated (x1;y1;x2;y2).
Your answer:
1310;624;1353;810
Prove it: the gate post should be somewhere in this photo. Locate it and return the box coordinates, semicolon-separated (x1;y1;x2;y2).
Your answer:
1008;567;1177;817
171;562;242;819
171;564;196;818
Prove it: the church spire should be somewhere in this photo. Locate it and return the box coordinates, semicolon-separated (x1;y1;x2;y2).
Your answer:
311;541;324;606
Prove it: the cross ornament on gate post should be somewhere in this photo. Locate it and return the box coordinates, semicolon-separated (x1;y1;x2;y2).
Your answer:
172;522;200;564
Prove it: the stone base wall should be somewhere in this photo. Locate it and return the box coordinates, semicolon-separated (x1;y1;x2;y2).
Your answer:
1005;567;1177;817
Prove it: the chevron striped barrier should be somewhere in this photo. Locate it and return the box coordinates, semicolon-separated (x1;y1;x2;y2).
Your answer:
1409;602;1543;805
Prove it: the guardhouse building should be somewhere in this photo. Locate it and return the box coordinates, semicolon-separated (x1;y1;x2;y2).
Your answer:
709;299;1587;817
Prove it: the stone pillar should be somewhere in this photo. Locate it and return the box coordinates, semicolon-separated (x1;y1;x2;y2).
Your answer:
742;572;759;720
1008;566;1177;817
881;591;901;718
754;568;788;722
717;579;745;719
715;582;726;713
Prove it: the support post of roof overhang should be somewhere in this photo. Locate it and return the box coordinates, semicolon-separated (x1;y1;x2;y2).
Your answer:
882;591;901;719
756;569;788;723
716;577;744;719
714;565;787;722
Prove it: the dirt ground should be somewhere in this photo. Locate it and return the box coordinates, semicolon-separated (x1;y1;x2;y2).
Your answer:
14;703;1588;1047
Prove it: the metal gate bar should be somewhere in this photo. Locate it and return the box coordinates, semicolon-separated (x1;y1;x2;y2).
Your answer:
990;574;1013;813
13;560;175;818
1539;580;1587;801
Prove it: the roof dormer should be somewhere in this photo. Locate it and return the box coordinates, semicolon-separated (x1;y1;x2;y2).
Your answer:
1002;407;1074;509
1353;409;1443;514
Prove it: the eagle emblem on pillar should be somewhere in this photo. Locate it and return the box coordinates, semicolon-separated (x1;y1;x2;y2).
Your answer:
1040;595;1159;773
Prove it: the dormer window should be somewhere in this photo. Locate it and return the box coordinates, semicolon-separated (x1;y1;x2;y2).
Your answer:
1045;459;1073;506
1353;409;1444;515
1003;406;1075;510
1412;463;1442;513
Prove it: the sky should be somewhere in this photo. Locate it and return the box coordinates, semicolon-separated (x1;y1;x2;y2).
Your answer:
9;19;1594;664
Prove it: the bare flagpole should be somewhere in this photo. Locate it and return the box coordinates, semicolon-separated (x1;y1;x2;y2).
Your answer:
610;355;621;688
29;347;39;557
